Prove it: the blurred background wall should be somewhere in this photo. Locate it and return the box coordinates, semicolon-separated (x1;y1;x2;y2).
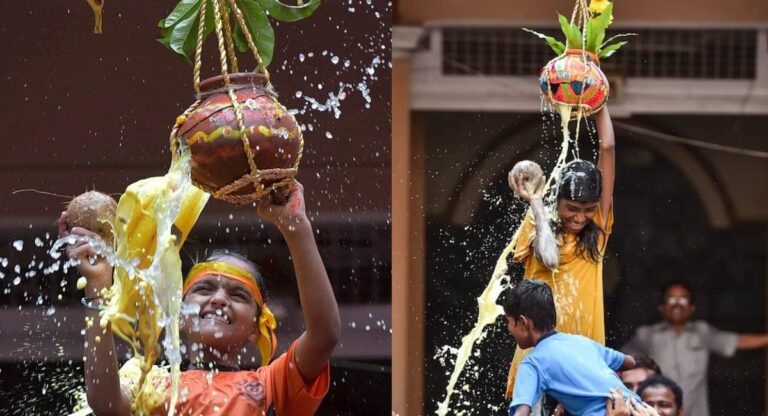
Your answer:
0;2;391;415
393;0;768;414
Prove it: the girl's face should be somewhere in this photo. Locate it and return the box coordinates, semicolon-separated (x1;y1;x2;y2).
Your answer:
182;258;259;354
557;199;598;233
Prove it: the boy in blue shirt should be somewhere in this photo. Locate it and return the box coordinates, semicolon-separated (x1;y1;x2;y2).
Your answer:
504;280;640;416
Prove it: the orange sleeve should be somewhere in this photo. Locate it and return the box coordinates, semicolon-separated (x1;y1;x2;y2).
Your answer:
512;209;536;263
269;340;330;416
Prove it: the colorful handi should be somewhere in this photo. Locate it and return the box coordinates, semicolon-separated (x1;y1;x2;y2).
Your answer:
524;0;635;119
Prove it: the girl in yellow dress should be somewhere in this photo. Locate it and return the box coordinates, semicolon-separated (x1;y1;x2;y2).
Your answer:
507;107;615;400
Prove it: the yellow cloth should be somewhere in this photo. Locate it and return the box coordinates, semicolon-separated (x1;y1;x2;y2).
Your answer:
505;204;614;398
101;153;209;415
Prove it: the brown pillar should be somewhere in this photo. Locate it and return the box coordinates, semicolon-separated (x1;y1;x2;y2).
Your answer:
392;40;426;415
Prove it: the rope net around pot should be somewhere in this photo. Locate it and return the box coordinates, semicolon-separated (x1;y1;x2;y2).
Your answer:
169;0;303;205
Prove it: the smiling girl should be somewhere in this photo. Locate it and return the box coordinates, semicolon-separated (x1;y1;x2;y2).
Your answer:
506;107;616;399
62;180;340;415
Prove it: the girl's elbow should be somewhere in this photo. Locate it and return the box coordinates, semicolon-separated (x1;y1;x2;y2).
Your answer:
328;318;342;347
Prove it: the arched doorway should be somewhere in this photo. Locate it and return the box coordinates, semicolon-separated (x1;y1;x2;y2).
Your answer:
423;111;766;415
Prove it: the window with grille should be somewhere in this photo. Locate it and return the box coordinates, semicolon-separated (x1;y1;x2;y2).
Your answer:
442;27;757;79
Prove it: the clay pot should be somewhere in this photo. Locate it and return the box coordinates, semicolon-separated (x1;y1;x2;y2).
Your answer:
539;49;609;119
174;73;302;203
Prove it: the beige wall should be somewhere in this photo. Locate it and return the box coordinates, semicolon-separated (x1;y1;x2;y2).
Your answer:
398;0;768;24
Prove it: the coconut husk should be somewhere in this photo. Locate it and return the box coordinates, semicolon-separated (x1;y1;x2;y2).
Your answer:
67;191;117;243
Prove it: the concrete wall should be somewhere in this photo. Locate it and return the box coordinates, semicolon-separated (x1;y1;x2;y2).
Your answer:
398;0;768;24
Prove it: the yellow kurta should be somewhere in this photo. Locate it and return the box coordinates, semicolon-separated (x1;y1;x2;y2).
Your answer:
505;205;614;398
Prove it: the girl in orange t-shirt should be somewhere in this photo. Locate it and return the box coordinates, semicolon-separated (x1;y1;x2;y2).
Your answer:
63;180;340;415
507;107;616;399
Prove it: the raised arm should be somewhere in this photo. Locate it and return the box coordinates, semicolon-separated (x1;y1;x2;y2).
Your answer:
595;107;615;226
257;181;341;383
509;164;559;270
59;212;131;416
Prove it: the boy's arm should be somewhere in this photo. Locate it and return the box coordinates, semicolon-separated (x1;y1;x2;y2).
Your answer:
257;182;341;383
60;213;131;416
594;339;634;372
508;362;544;416
595;106;615;228
619;354;636;371
512;405;532;416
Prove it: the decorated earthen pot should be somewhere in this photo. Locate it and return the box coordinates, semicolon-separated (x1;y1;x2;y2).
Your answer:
539;49;609;119
174;73;302;204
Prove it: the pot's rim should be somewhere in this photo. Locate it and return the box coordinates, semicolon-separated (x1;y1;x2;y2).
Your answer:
564;48;600;65
198;72;269;93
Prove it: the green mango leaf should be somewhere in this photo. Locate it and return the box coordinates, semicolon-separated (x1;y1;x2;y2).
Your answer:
158;0;215;62
557;13;582;49
163;0;202;28
234;0;275;67
586;2;613;53
169;8;201;58
600;33;637;49
522;28;565;56
598;41;628;58
256;0;321;22
585;20;604;53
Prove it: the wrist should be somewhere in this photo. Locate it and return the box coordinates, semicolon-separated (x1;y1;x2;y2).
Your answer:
84;281;110;298
278;216;312;237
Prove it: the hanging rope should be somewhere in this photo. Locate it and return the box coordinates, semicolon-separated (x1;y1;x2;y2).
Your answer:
85;0;104;34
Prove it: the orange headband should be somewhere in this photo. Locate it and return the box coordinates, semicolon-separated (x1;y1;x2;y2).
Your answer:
183;260;277;365
183;261;264;305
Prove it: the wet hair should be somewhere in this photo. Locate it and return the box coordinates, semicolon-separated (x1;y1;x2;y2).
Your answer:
554;160;605;263
638;375;683;410
660;280;694;305
633;354;662;375
203;247;267;300
557;160;602;203
502;280;556;332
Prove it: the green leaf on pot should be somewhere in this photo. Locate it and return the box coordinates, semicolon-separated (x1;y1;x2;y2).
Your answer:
522;28;565;55
256;0;321;22
585;2;613;53
600;33;637;49
233;0;275;67
170;9;202;58
557;13;582;49
599;41;628;58
158;0;215;62
162;0;202;28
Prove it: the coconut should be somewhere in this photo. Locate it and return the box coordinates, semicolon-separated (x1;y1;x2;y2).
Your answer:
509;160;546;198
67;191;117;243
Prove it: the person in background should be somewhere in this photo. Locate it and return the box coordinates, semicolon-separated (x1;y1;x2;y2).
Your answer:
622;281;768;416
620;354;661;393
637;375;684;416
